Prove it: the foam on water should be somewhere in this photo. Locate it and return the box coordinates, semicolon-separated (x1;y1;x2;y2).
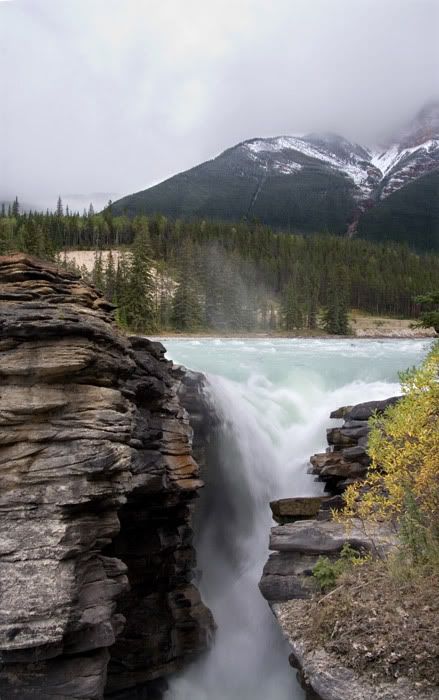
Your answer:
162;338;431;700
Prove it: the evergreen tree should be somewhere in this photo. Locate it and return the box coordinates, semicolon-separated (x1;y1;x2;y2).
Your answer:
172;271;202;330
0;218;14;253
56;196;64;217
308;292;318;329
414;291;439;334
105;250;117;302
1;202;439;330
171;242;202;330
124;219;156;332
114;251;131;327
322;268;350;334
282;282;303;330
92;251;105;290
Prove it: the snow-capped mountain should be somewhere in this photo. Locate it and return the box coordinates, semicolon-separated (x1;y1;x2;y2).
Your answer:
238;101;439;202
240;133;381;199
112;102;439;250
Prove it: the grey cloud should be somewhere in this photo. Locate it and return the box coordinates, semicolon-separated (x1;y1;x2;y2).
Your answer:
1;0;438;210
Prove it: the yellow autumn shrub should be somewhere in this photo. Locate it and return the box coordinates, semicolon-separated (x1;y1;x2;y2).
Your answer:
343;342;439;539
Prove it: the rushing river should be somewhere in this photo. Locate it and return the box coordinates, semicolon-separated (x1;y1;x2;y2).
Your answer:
161;338;431;700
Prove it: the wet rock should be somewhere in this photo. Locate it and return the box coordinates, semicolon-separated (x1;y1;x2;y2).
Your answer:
326;423;369;446
260;518;396;609
329;406;353;419
329;397;400;422
310;452;367;480
270;497;327;524
309;396;398;495
345;397;401;421
261;393;416;700
0;254;214;699
268;519;396;557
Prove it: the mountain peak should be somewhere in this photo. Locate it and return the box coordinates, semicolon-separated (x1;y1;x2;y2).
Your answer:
112;102;439;250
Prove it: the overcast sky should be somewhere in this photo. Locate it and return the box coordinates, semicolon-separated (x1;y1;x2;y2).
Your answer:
1;0;438;210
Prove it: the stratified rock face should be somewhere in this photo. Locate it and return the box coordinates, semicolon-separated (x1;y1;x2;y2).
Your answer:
0;254;213;699
309;397;400;494
259;396;419;700
260;518;396;604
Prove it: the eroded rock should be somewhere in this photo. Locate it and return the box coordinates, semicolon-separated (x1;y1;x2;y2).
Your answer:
0;254;214;699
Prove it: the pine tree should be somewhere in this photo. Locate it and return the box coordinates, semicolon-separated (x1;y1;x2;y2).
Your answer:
282;282;303;330
322;268;350;334
414;291;439;334
105;250;117;302
308;292;318;329
171;242;202;330
92;251;104;290
172;271;202;330
0;218;14;253
56;196;64;217
114;252;131;327
203;246;225;328
124;219;156;332
11;197;19;217
153;260;173;328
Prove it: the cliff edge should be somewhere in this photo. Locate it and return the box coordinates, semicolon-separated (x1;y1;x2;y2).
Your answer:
0;254;213;699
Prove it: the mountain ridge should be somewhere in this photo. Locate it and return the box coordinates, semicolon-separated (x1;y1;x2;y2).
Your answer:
112;103;439;250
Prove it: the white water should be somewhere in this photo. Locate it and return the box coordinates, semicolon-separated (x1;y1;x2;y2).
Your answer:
162;338;431;700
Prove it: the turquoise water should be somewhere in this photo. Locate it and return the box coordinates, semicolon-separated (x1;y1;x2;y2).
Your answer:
163;337;430;386
163;338;431;700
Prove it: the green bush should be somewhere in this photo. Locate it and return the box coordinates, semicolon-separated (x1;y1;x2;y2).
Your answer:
312;543;368;591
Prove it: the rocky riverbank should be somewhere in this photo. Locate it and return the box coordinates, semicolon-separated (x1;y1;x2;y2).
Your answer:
0;254;214;699
259;398;437;700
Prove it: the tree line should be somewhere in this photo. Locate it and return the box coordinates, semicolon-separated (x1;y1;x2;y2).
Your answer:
1;199;439;334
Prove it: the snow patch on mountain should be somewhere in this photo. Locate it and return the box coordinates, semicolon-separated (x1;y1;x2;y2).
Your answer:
370;139;439;177
239;122;439;200
243;134;377;195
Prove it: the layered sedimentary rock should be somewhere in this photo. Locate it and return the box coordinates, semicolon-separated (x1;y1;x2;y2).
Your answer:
259;397;413;700
309;397;400;494
0;254;213;699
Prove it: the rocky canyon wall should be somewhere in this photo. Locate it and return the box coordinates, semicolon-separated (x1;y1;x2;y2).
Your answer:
0;254;213;699
259;397;436;700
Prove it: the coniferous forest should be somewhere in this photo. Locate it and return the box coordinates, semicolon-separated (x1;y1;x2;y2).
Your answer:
1;199;439;334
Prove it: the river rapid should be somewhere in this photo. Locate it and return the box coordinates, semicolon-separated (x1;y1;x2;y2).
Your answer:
161;338;431;700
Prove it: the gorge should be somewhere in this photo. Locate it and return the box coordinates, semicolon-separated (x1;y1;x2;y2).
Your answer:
0;255;433;699
162;337;431;700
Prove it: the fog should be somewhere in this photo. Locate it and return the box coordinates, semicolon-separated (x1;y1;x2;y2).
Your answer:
1;0;438;210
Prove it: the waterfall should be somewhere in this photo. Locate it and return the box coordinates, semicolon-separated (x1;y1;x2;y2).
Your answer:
164;338;430;700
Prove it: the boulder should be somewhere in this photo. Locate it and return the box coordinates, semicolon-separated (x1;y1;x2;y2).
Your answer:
345;397;401;421
268;519;396;556
270;497;327;523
